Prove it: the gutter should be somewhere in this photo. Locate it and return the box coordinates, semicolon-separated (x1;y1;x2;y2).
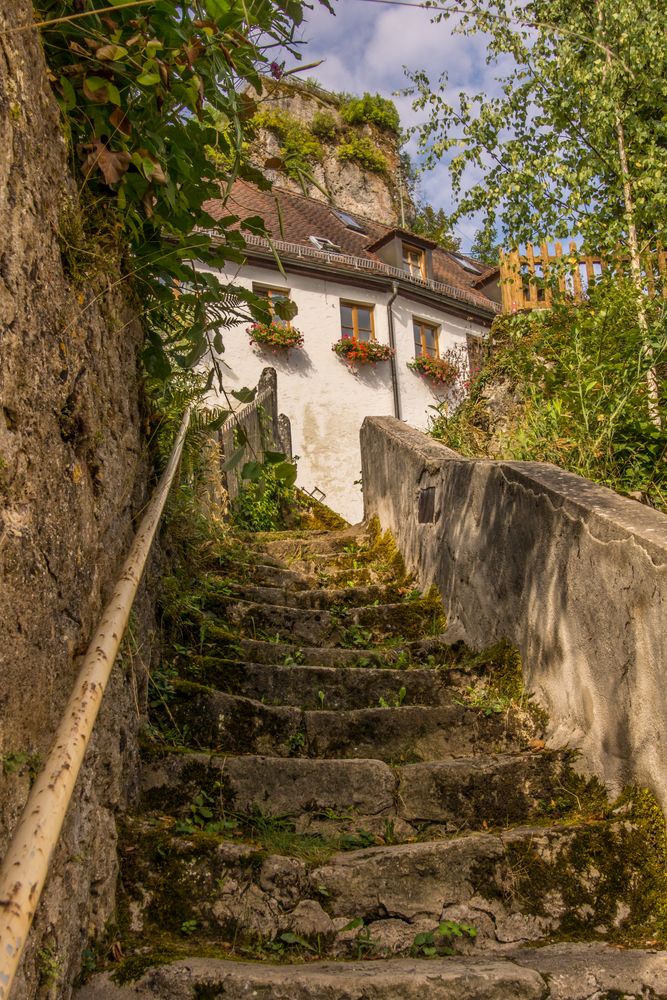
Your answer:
387;281;401;420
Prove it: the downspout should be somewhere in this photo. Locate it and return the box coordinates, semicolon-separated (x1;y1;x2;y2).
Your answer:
387;281;401;420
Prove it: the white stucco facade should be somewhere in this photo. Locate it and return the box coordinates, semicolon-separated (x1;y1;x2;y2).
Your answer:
204;261;490;523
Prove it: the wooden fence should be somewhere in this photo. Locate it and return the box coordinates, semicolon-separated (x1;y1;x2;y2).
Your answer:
499;242;667;313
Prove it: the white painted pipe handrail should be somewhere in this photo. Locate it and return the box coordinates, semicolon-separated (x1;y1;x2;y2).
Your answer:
0;408;191;1000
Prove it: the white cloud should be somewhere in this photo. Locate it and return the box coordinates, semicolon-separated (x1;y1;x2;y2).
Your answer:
286;0;513;250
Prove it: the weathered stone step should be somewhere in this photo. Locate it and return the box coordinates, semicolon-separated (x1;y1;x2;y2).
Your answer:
140;750;572;833
74;946;667;1000
74;956;548;999
214;594;444;646
249;525;369;558
201;633;462;669
177;659;473;709
115;815;644;956
312;820;643;948
236;561;318;591
208;579;404;611
166;684;529;761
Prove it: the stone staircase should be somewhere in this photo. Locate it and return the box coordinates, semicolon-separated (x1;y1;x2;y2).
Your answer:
76;519;667;999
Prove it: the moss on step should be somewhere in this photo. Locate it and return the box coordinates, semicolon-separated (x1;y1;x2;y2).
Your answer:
469;785;667;949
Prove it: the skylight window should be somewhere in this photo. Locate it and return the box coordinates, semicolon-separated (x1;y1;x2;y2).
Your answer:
449;253;482;274
332;209;367;235
309;236;341;253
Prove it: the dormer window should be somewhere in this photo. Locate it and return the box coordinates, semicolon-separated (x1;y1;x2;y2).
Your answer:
402;243;426;279
309;236;341;253
449;252;482;274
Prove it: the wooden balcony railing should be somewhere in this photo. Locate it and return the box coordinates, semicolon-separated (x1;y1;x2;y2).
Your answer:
499;242;667;313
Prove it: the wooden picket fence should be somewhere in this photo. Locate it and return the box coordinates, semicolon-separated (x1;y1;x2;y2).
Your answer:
499;242;667;313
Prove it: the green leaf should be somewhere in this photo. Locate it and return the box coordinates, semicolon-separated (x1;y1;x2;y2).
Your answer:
137;70;161;87
231;387;257;403
142;344;171;380
96;44;128;61
273;462;297;486
279;932;315;951
213;331;224;354
262;450;287;465
273;298;298;321
339;917;364;932
204;409;231;431
58;76;77;111
241;460;263;482
222;446;245;472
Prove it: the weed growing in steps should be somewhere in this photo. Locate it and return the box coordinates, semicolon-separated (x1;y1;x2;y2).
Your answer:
411;920;477;957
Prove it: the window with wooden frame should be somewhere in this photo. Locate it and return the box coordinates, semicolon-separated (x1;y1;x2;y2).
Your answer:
402;243;426;279
253;284;291;327
340;301;375;342
413;318;439;358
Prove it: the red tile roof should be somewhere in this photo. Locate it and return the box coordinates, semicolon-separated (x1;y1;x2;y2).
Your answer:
205;181;499;314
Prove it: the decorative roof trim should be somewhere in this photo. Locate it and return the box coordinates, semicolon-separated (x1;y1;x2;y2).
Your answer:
214;232;500;315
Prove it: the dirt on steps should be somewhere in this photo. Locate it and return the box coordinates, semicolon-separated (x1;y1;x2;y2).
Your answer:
76;517;667;997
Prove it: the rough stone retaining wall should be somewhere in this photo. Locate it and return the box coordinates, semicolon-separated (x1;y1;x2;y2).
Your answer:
360;416;667;811
1;3;154;995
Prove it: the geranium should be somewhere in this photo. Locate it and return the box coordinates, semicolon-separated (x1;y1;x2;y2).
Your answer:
247;321;304;350
407;353;461;385
332;338;395;364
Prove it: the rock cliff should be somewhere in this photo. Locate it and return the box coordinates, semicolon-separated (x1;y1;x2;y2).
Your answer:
0;2;154;996
250;79;413;227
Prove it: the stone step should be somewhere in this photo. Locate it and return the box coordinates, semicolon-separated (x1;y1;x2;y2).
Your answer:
200;633;462;669
166;685;530;761
250;525;369;559
74;956;548;999
313;821;645;950
74;946;667;1000
236;561;319;591
177;660;477;709
140;750;573;833
211;580;405;610
116;815;642;955
210;594;444;647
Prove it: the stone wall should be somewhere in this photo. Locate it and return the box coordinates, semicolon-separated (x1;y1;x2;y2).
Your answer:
361;416;667;811
0;3;153;996
220;368;292;501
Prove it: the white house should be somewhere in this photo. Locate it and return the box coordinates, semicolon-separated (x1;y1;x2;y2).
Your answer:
203;180;500;523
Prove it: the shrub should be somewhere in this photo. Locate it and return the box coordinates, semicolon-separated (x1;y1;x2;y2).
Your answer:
247;321;304;350
408;354;461;385
430;277;667;509
310;110;339;142
252;110;323;180
337;136;388;174
340;93;401;134
332;338;395;364
231;468;296;531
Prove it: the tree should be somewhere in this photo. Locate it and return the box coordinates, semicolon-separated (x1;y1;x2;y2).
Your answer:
410;204;461;251
407;0;666;420
470;217;500;267
37;0;328;387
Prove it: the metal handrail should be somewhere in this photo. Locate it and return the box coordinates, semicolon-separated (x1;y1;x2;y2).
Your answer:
0;408;191;1000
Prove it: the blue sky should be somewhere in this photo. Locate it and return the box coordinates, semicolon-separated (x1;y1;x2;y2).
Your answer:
284;0;502;250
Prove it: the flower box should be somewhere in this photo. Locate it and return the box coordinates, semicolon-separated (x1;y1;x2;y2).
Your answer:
407;354;460;385
332;338;395;364
247;321;304;350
